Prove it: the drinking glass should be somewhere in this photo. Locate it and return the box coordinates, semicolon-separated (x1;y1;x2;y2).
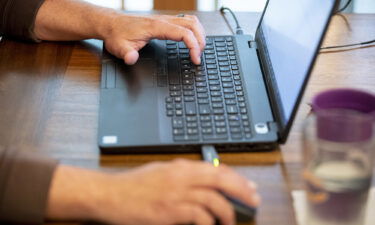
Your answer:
303;109;375;225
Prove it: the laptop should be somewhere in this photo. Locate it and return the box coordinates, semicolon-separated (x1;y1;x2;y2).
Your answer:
98;0;338;153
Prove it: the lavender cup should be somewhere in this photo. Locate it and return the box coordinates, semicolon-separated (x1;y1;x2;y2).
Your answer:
311;89;375;142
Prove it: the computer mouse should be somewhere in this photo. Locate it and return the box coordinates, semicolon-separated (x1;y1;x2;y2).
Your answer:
222;192;257;223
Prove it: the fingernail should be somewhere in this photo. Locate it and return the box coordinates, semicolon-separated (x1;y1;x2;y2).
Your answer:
248;181;258;190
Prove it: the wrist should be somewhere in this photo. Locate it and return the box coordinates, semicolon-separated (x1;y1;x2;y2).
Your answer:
46;165;111;222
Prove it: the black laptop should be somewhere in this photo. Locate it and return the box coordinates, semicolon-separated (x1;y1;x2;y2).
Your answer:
98;0;337;153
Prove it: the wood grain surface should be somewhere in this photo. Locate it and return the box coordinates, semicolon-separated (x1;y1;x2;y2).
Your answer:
0;11;374;225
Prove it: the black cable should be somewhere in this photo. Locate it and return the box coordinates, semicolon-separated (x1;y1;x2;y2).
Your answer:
220;7;244;35
335;0;353;14
320;39;375;50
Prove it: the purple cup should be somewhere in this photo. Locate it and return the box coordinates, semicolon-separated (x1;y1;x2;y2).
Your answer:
311;88;375;142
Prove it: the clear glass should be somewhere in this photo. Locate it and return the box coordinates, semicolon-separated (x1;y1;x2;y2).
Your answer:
303;109;375;225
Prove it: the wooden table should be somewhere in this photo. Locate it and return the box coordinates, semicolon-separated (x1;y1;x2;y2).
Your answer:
0;11;374;225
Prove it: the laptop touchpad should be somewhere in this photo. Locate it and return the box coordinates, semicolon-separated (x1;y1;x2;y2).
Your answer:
116;59;156;89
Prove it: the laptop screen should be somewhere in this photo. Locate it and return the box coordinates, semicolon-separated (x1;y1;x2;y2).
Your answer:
259;0;335;126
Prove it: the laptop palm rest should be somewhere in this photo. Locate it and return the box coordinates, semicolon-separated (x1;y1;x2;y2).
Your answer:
99;59;160;147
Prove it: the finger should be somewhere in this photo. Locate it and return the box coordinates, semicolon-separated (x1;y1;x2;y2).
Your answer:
109;40;140;65
148;20;202;65
171;159;259;207
162;15;206;51
185;189;235;225
171;204;215;225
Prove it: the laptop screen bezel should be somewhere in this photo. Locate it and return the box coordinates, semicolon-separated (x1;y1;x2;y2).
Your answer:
254;0;338;143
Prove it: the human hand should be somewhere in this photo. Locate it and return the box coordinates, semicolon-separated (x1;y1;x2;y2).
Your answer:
47;159;260;225
102;14;206;65
95;159;260;225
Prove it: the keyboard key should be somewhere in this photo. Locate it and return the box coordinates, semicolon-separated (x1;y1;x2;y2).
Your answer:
196;82;207;87
209;80;220;85
183;85;194;90
218;56;229;61
210;85;221;91
165;97;173;103
219;61;230;66
208;75;219;80
223;88;235;93
205;50;215;54
213;109;225;114
167;110;174;117
199;104;211;114
229;121;241;127
230;127;241;133
220;66;230;72
211;97;223;102
176;110;183;116
170;85;180;91
166;103;174;110
172;118;184;128
210;91;222;97
222;83;234;88
224;94;236;99
205;54;216;59
197;93;209;98
200;116;211;121
170;91;181;97
198;98;209;104
196;87;208;93
202;128;213;134
175;96;182;102
215;42;226;47
186;116;197;122
216;127;227;133
184;96;195;102
187;122;198;128
185;102;197;115
173;128;184;135
228;115;241;121
214;37;226;42
207;64;217;70
212;103;224;108
175;103;183;109
215;121;226;127
206;59;216;64
220;72;231;77
214;115;225;121
226;105;238;114
183;91;195;96
195;76;206;82
234;80;242;86
208;69;218;74
225;99;236;105
201;121;213;127
217;52;228;56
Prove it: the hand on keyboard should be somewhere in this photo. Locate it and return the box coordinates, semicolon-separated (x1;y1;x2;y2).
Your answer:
103;14;206;65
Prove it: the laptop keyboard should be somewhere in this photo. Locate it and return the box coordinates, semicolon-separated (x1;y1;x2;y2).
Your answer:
164;36;252;142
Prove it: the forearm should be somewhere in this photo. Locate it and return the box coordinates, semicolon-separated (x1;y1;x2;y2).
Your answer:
34;0;116;41
46;165;109;222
